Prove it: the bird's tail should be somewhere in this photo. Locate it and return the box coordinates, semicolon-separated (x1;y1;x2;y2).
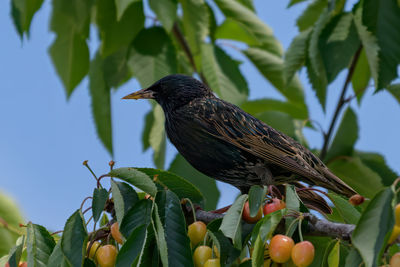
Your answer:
320;168;358;198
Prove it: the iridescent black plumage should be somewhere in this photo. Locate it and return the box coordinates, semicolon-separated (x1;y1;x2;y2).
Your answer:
123;74;357;212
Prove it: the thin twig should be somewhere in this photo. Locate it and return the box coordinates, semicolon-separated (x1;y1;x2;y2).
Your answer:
319;45;363;161
171;22;209;87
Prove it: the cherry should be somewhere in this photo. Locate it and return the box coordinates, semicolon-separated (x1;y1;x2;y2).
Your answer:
390;252;400;266
269;234;294;263
111;222;124;244
204;258;220;267
188;221;207;246
193;246;212;267
96;245;117;267
87;241;101;260
291;241;315;267
242;201;263;224
263;198;286;215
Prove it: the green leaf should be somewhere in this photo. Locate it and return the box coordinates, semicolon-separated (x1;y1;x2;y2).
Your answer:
7;236;25;267
0;192;25;256
116;224;147;267
328;193;360;224
206;3;217;42
288;0;309;7
214;18;259;46
357;151;399;186
305;56;328;111
109;167;157;196
363;0;400;89
325;107;358;162
111;180;139;225
140;104;167;169
102;48;131;88
215;0;282;56
152;204;168;267
328;156;383;198
251;211;283;243
92;188;108;223
120;199;152;238
248;186;265;217
237;0;255;10
353;6;379;88
352;187;395;267
208;230;241;266
129;27;178;88
387;83;400;104
319;14;360;83
96;0;144;57
251;235;264;267
61;210;87;267
99;213;109;227
142;110;154;152
284;29;311;84
49;0;92;38
344;248;363;267
179;0;209;67
243;47;306;106
201;44;248;105
327;240;340;267
285;185;308;236
149;105;166;169
306;236;333;267
47;241;70;267
88;53;113;155
327;13;353;43
49;33;89;97
136;168;204;206
240;99;308;120
26;223;56;267
296;0;328;31
137;226;158;267
114;0;138;20
155;190;193;267
149;0;177;31
169;154;220;210
219;194;248;248
11;0;43;38
307;10;330;109
351;48;371;103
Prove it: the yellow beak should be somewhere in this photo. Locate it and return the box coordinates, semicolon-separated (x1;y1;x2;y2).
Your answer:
122;88;154;100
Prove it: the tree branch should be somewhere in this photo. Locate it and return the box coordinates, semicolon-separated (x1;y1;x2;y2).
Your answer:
171;22;209;87
187;206;355;240
319;45;363;161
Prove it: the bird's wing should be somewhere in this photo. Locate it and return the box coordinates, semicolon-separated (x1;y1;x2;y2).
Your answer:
191;98;329;183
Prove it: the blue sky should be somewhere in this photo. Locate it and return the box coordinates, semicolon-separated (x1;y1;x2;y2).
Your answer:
1;0;399;231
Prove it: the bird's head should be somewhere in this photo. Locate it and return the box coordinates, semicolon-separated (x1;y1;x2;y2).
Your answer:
122;74;213;111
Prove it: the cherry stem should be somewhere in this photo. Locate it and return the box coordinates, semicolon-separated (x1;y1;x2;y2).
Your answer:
285;217;300;237
86;215;93;226
80;196;93;211
203;231;209;246
185;198;197;222
83;206;92;215
298;218;304;242
83;161;100;184
97;174;110;188
51;230;63;236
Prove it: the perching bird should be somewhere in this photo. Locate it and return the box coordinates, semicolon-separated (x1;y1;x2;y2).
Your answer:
123;74;357;212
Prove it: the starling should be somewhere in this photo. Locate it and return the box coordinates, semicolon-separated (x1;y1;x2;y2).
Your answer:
123;74;357;207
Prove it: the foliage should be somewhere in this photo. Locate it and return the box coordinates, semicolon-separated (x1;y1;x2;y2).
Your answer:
5;0;400;266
